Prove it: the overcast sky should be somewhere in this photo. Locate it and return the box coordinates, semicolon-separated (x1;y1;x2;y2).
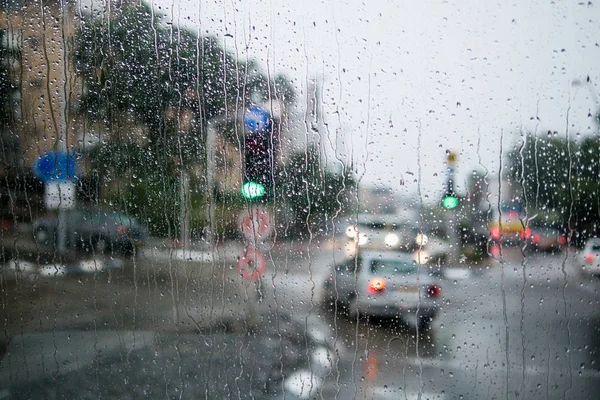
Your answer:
148;0;600;203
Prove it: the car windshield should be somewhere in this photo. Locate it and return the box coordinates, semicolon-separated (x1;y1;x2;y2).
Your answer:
2;1;600;399
370;259;417;275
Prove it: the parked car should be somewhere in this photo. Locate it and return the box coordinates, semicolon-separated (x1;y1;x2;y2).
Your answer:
522;227;567;252
320;250;442;329
33;209;147;255
577;238;600;278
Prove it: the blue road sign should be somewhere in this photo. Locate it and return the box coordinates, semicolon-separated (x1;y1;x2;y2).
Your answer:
32;152;78;183
244;105;270;133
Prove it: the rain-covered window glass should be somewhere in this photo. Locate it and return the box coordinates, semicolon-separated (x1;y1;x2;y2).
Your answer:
1;0;600;398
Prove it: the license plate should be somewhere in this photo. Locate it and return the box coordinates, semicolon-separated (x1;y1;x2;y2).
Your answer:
397;286;418;293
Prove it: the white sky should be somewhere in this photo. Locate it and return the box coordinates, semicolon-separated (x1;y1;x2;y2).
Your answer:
149;0;600;203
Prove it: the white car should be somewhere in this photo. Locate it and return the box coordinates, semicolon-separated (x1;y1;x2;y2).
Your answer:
578;238;600;277
321;250;442;329
340;214;451;265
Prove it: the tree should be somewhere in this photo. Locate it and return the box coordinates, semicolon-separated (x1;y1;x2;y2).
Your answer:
276;145;355;238
506;132;600;245
75;3;293;148
74;3;295;236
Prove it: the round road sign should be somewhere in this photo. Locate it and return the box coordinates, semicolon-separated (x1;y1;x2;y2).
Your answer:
237;247;267;281
239;207;271;242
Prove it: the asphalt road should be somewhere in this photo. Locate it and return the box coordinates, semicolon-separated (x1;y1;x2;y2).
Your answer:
263;246;600;399
2;243;600;399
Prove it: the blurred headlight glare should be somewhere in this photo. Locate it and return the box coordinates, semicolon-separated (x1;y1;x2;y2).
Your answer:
345;225;358;238
384;233;400;247
357;233;369;246
284;370;323;399
413;250;429;264
415;233;429;246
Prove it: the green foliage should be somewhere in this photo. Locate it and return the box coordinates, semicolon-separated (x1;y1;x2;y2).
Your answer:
507;133;600;239
74;3;294;137
276;146;355;237
75;3;296;237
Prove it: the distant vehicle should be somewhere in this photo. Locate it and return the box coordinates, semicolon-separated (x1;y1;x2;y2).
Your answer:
33;209;146;255
489;203;526;244
320;250;442;329
340;213;451;264
577;238;600;278
522;227;566;252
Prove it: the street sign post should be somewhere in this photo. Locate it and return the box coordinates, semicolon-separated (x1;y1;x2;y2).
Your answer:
44;181;76;210
33;151;78;183
237;247;267;282
32;151;78;254
239;206;272;243
243;105;270;133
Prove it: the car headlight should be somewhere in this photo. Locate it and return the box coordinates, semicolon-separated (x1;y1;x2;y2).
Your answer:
311;346;333;375
284;370;323;399
384;233;400;247
415;233;428;246
357;233;369;246
345;225;358;238
413;250;429;264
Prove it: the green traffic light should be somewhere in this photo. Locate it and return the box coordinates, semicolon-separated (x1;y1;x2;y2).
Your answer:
241;181;266;199
442;195;459;209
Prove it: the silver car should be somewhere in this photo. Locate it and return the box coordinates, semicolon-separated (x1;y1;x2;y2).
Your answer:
578;238;600;278
321;250;442;329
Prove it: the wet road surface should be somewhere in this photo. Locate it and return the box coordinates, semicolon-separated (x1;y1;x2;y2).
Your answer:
2;244;600;398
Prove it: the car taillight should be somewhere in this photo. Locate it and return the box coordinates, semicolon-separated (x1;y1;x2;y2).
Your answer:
427;284;441;297
558;235;567;245
586;254;595;263
368;278;386;294
117;225;129;235
532;234;542;244
521;228;532;239
491;227;501;240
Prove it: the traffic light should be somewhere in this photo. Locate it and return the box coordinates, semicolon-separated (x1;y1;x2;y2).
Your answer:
442;194;459;209
242;106;274;201
442;177;459;209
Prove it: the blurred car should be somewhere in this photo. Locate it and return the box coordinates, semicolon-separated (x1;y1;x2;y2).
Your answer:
33;209;146;255
321;250;442;329
0;313;337;399
578;238;600;278
341;213;451;265
521;226;567;252
489;203;526;244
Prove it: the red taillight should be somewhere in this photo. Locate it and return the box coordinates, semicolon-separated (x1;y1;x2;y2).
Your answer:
427;284;441;297
491;227;501;240
558;235;567;245
532;234;542;244
586;254;595;263
521;228;532;239
117;225;129;235
368;278;386;294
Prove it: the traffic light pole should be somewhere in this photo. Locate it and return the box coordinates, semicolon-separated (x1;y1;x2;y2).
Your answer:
445;172;461;264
